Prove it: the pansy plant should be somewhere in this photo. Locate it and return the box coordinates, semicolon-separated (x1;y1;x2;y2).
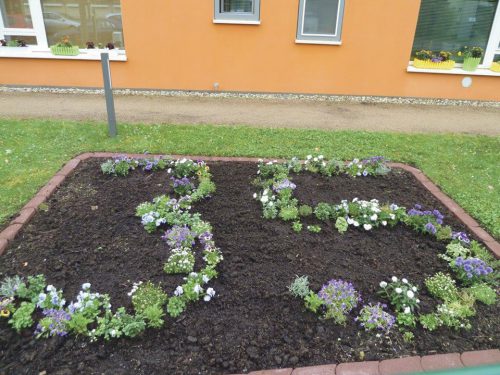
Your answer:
378;276;420;314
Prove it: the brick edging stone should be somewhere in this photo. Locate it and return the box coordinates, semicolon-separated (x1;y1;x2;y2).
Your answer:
0;153;499;375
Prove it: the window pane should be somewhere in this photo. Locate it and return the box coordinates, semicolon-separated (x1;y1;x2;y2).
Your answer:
303;0;339;35
41;0;124;48
411;0;498;62
221;0;253;13
0;0;33;28
3;34;36;45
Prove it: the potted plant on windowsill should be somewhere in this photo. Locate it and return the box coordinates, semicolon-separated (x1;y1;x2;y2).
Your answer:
413;50;455;70
50;36;79;56
1;39;28;47
459;46;483;72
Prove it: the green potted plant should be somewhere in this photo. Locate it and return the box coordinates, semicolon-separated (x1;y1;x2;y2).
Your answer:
413;50;455;70
50;36;79;56
459;46;483;72
1;39;27;47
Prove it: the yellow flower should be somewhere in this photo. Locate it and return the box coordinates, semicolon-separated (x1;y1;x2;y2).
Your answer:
457;51;462;56
0;309;10;318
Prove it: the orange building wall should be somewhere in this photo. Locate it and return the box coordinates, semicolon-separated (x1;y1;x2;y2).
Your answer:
1;0;499;101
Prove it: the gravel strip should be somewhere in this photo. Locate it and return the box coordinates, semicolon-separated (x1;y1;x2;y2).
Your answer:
1;85;499;108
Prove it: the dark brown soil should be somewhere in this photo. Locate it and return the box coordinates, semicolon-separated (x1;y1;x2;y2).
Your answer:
0;160;498;375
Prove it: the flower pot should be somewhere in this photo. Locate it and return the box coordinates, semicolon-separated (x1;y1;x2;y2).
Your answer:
413;58;455;70
50;45;80;56
462;57;481;72
490;62;500;73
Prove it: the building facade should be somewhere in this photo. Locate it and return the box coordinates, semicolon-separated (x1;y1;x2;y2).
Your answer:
1;0;499;101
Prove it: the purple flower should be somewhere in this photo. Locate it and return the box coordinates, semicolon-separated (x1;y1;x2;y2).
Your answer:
273;179;297;192
35;309;71;337
454;257;493;281
318;279;361;314
162;225;196;248
451;231;470;244
425;222;437;235
357;303;395;333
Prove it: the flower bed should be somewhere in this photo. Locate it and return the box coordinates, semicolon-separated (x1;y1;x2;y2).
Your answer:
0;157;498;374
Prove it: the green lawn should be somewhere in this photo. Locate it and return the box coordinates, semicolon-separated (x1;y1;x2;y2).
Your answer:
1;119;499;239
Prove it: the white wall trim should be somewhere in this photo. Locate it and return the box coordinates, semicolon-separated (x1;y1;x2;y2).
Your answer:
295;39;341;45
407;65;500;77
213;19;260;25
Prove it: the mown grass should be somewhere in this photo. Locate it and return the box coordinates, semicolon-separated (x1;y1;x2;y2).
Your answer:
0;119;498;238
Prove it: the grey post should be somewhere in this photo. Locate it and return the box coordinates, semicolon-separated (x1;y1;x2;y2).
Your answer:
101;52;117;137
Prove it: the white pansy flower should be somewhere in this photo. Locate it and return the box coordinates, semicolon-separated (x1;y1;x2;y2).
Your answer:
202;275;210;283
353;221;359;227
382;221;387;226
347;218;354;225
391;276;398;282
206;287;216;297
395;288;402;294
402;278;408;284
363;224;372;230
174;286;183;296
404;307;411;314
82;283;91;290
412;286;417;292
203;295;211;302
379;281;387;288
389;214;396;220
193;284;202;294
407;290;415;299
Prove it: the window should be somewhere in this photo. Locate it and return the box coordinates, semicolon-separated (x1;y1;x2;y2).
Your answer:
214;0;260;24
0;0;125;59
296;0;345;44
411;0;500;68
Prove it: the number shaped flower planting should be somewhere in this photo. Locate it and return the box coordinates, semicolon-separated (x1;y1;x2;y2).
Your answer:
0;155;222;341
267;155;497;338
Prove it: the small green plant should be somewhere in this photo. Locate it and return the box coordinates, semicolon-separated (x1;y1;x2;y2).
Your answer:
314;203;333;221
131;281;168;314
466;283;497;305
9;302;35;332
15;275;46;302
335;217;348;234
288;276;311;298
292;221;303;233
0;275;24;298
420;313;441;331
425;273;459;302
470;241;496;264
307;225;321;233
304;291;323;313
396;312;417;328
439;242;470;264
298;205;313;217
402;331;414;343
436;225;452;241
279;205;299;221
142;305;165;328
167;296;186;318
357;303;395;333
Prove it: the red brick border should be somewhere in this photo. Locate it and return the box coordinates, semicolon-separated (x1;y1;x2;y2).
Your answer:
0;153;499;374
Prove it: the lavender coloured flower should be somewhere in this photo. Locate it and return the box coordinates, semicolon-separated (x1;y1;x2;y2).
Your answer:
273;179;297;192
424;222;437;235
454;257;493;279
162;225;196;248
171;177;194;189
35;309;71;337
356;303;395;333
318;279;361;313
452;231;470;244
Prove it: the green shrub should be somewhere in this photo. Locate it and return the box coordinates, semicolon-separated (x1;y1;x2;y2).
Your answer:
425;272;459;302
298;205;313;217
466;283;497;305
288;276;310;298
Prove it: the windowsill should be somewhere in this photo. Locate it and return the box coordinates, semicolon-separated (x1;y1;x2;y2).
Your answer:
0;47;127;61
295;39;342;46
213;19;260;25
407;65;500;77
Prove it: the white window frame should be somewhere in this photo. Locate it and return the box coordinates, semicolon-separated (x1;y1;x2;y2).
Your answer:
0;0;126;61
296;0;345;45
408;1;500;76
214;0;260;24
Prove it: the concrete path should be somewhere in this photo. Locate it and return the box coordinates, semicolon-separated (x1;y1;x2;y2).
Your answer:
0;91;499;135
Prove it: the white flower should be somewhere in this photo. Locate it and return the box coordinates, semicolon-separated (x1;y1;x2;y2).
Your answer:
260;196;269;204
306;155;312;159
391;276;398;282
206;287;216;297
379;281;387;288
46;285;56;292
389;214;395;220
353;221;359;227
202;275;210;283
412;286;417;292
82;283;91;290
110;329;117;337
416;299;420;303
404;307;411;314
263;189;269;195
318;155;324;159
174;286;183;296
167;168;172;173
407;290;415;299
253;193;257;199
370;214;378;221
382;221;387;226
347;218;354;225
193;284;202;294
402;278;408;284
363;224;372;231
203;295;211;302
395;288;402;294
